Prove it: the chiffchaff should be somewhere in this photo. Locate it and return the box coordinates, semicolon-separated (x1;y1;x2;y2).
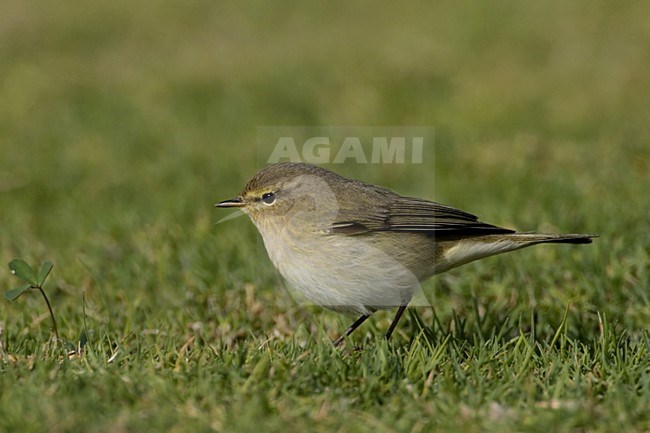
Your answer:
217;162;595;346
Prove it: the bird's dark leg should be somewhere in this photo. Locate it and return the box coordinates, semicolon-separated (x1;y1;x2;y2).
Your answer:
385;305;408;341
333;313;371;347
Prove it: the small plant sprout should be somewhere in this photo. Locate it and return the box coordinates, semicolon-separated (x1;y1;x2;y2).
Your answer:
4;259;59;341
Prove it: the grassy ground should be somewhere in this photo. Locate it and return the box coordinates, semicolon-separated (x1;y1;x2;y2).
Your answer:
1;1;649;432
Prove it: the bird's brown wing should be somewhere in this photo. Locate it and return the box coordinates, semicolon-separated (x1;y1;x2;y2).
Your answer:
330;196;514;237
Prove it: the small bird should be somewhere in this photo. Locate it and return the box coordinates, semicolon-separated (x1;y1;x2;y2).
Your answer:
217;162;595;346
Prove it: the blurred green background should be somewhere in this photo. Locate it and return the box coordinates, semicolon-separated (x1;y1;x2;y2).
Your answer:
1;1;649;432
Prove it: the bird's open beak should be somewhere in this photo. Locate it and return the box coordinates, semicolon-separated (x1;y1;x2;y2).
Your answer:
215;196;246;208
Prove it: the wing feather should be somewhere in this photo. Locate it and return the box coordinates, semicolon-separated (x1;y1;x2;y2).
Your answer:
330;194;513;236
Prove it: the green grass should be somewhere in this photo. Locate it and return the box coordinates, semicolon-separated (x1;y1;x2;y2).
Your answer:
1;1;649;432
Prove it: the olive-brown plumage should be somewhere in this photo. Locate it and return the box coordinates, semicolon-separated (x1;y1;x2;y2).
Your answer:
217;162;595;345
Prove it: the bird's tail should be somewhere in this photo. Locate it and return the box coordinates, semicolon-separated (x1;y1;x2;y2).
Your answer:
434;232;596;274
503;233;596;245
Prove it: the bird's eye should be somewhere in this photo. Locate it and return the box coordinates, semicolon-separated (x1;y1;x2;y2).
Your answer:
261;192;276;205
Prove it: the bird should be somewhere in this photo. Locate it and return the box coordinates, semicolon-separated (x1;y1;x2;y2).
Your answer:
217;162;595;346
